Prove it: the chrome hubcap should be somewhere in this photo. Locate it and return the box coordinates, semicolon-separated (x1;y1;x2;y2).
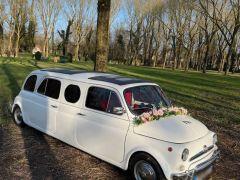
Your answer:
134;160;157;180
14;108;22;124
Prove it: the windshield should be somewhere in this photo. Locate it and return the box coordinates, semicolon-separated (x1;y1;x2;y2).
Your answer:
124;85;170;116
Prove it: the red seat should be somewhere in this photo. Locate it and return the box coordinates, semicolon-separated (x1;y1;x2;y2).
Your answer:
124;90;132;106
99;100;108;111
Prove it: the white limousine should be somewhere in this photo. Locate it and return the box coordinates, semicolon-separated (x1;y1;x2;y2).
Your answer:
12;69;219;180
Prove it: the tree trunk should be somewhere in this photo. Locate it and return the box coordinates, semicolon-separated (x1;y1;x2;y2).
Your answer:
15;35;20;57
0;23;3;56
162;52;167;69
74;43;80;61
225;50;232;75
203;44;210;73
94;0;111;72
8;32;13;55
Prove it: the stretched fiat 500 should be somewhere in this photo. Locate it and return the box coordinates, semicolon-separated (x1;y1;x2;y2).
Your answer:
12;69;219;180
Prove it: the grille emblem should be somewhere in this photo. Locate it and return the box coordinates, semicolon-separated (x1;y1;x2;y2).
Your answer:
182;121;191;124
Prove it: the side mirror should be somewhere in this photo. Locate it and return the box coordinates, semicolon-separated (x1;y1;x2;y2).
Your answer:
169;100;172;106
113;107;125;115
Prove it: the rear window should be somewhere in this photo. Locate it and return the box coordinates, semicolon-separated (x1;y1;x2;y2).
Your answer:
24;75;37;92
37;78;61;99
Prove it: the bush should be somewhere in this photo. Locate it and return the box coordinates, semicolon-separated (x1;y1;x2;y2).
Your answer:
35;51;42;60
67;53;73;63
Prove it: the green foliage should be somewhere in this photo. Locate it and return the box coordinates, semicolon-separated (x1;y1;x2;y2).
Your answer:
27;20;36;51
58;20;73;56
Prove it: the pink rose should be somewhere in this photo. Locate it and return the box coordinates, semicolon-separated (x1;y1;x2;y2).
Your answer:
153;109;159;117
143;112;151;119
161;107;167;111
168;107;174;112
157;109;164;116
141;116;148;123
180;107;188;115
173;107;180;113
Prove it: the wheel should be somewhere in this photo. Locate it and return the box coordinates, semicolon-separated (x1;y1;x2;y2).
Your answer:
129;153;166;180
13;106;25;127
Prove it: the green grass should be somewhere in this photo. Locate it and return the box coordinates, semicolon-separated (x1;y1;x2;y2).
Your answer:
0;56;240;124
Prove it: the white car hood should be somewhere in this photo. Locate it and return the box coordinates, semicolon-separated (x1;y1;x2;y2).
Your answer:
133;115;209;143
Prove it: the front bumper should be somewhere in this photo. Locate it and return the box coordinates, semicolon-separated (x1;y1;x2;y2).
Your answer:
171;150;220;180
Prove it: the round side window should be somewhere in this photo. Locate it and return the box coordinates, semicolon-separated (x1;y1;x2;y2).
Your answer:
64;85;80;103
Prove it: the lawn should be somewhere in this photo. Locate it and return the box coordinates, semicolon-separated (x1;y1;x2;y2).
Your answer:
1;56;239;124
0;56;240;179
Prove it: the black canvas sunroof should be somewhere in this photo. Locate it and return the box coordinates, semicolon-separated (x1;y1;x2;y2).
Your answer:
89;75;149;85
40;69;87;75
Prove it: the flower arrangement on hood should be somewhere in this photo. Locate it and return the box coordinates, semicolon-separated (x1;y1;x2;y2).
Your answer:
133;106;188;126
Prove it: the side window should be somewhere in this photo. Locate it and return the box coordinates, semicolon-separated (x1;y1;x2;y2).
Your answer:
86;87;110;112
64;84;80;103
24;75;37;92
37;79;47;95
45;79;61;99
86;86;122;115
107;92;122;114
37;78;61;99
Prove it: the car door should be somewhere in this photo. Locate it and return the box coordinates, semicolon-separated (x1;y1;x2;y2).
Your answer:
30;77;61;134
56;81;83;146
75;85;129;163
21;74;38;124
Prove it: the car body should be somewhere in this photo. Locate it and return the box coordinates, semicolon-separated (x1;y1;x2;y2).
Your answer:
12;68;219;180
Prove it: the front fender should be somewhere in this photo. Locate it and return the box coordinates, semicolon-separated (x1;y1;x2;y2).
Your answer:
12;96;22;113
123;146;171;179
123;132;177;179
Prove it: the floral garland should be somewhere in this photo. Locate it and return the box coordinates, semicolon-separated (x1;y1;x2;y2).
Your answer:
133;106;188;126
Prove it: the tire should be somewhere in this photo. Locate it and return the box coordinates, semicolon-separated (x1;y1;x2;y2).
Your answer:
12;106;25;127
129;152;166;180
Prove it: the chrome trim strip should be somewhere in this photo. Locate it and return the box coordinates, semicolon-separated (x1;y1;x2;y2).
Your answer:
189;145;214;161
195;150;220;172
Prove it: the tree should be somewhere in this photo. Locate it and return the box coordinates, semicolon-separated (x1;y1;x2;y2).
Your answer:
6;0;18;56
94;0;111;72
27;0;36;52
58;20;73;56
12;0;28;57
64;0;93;61
0;2;6;56
36;0;61;57
199;0;240;75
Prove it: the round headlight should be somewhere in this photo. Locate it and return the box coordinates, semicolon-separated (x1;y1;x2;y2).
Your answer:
213;134;217;144
182;148;189;161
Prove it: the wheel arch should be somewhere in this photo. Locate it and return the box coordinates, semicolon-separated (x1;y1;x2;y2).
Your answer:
12;102;26;124
12;103;21;113
124;148;171;179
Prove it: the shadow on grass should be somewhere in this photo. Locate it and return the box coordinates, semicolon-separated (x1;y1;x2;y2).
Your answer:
1;64;21;99
1;64;69;178
27;59;41;69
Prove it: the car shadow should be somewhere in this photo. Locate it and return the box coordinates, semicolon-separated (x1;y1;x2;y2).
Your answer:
1;64;69;179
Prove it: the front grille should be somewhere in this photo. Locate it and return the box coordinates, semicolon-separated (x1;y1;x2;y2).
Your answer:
189;145;214;162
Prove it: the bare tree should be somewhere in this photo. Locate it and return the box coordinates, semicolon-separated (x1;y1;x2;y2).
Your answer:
13;0;28;57
200;0;240;74
65;0;94;61
36;0;61;57
0;1;6;56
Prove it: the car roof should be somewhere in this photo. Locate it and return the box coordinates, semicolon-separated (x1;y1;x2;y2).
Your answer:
32;68;156;90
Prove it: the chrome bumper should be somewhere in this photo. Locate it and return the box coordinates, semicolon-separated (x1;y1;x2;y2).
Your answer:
171;150;220;180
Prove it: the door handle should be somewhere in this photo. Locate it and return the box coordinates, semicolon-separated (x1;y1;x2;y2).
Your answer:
77;113;86;116
51;105;58;108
